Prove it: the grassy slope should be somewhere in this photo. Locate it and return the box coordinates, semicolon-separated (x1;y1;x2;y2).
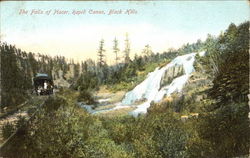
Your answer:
107;59;170;92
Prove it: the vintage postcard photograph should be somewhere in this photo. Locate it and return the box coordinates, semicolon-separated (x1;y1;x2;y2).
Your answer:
0;1;249;158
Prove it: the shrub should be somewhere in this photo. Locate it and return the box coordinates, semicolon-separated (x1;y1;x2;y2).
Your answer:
77;90;96;105
43;96;67;113
2;122;15;140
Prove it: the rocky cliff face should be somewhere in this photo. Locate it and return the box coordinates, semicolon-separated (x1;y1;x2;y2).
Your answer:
121;53;197;116
160;64;184;89
65;64;75;80
52;69;70;88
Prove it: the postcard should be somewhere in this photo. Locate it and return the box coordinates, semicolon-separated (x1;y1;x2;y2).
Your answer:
0;1;249;158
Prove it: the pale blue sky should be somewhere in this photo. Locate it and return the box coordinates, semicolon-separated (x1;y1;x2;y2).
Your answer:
1;1;249;63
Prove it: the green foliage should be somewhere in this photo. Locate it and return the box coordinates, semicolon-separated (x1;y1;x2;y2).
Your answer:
104;39;203;92
186;21;250;158
108;58;170;92
75;35;201;92
148;21;250;158
132;113;188;158
74;69;99;91
113;37;120;65
209;22;249;105
15;115;27;129
108;81;135;92
1;93;189;158
124;33;131;64
1;21;249;158
43;96;67;113
102;112;188;158
77;90;96;105
0;42;79;110
187;102;249;158
97;39;106;67
2;122;16;140
1;43;29;108
177;39;205;55
1;95;134;158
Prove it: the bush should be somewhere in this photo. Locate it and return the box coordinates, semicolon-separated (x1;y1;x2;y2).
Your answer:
16;115;27;129
77;90;96;105
133;112;188;158
193;102;250;158
2;122;15;140
43;96;67;113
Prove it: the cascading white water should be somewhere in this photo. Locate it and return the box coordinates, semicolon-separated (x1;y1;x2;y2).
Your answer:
121;52;201;116
80;51;205;116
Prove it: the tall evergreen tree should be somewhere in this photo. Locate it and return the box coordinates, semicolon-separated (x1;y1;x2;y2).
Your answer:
142;44;153;57
97;39;106;68
113;37;120;65
1;44;28;108
124;33;131;63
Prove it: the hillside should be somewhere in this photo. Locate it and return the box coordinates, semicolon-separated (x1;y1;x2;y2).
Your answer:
0;21;249;158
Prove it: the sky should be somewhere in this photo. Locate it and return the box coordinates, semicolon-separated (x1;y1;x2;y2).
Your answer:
0;1;249;64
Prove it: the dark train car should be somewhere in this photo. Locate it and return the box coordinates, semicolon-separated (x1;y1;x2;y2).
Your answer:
33;73;54;95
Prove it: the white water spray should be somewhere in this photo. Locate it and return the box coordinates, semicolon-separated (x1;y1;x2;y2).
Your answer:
80;51;205;116
121;53;199;116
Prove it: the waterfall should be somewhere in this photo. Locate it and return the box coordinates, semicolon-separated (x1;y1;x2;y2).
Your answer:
80;51;206;116
121;52;199;116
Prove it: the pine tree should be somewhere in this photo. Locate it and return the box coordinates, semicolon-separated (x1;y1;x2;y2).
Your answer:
113;37;120;65
97;39;106;68
28;52;38;77
1;44;27;108
124;33;131;63
142;44;152;57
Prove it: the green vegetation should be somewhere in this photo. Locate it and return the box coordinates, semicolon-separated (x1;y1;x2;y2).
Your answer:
77;90;96;105
0;42;79;110
151;21;250;157
1;21;249;158
189;21;249;157
1;122;15;140
1;91;188;158
0;30;204;110
108;61;165;92
1;43;30;109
